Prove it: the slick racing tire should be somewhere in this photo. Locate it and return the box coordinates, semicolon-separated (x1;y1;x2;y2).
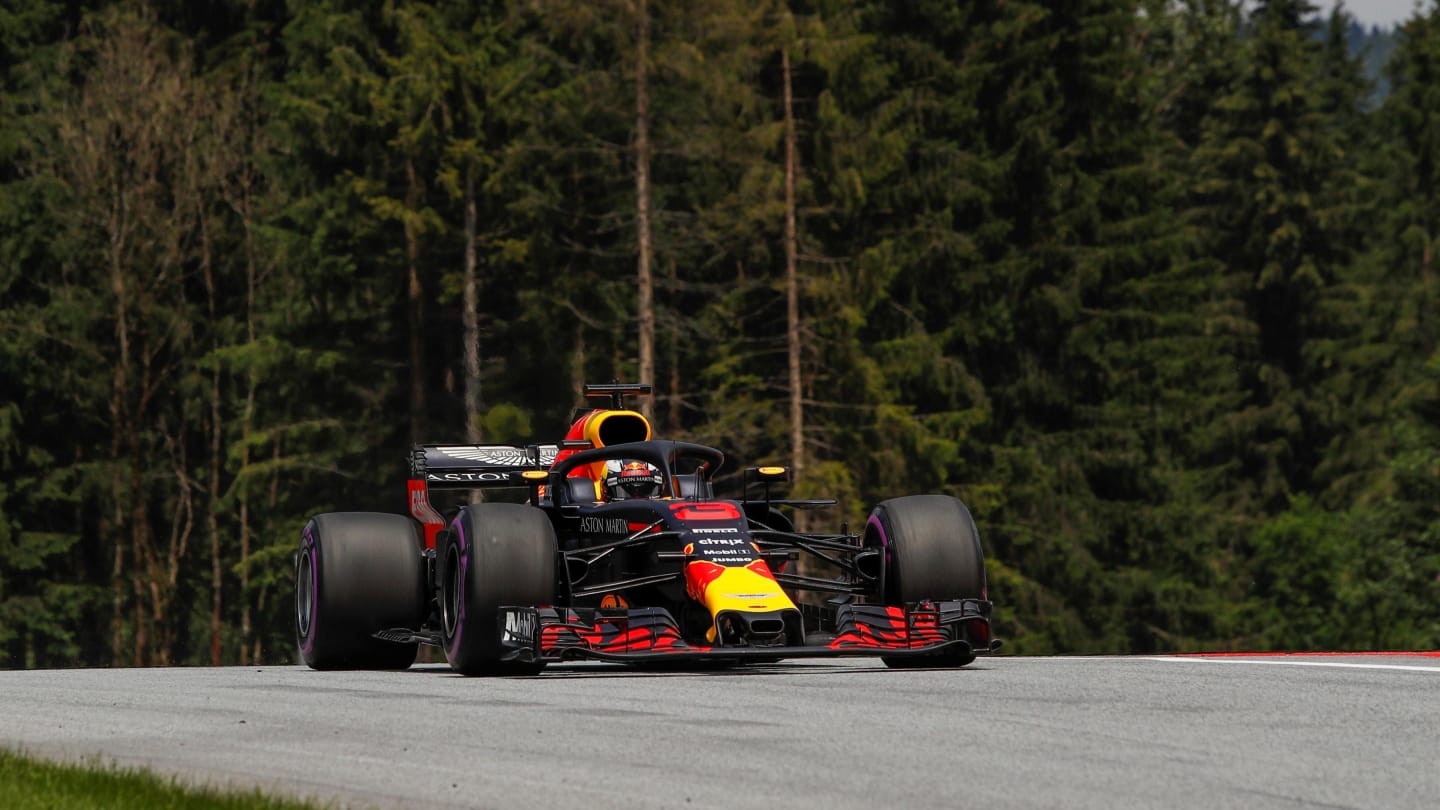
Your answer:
296;512;427;670
439;503;557;676
864;495;985;669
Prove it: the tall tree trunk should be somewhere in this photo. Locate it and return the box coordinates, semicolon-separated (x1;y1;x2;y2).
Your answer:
407;158;426;442
109;512;123;664
463;171;483;443
668;258;680;433
238;396;254;664
635;0;655;409
783;47;804;483
129;457;148;667
238;207;259;666
200;213;224;666
134;311;162;666
253;437;282;664
158;426;194;667
109;216;135;665
109;258;128;665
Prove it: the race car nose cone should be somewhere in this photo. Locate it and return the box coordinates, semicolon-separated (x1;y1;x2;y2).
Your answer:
715;608;802;646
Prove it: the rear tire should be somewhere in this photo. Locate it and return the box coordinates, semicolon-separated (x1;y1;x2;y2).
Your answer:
295;512;426;670
439;503;557;676
864;495;985;668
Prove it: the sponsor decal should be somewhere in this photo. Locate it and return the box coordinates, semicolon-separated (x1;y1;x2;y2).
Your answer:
690;527;740;534
690;534;758;565
435;445;558;466
580;516;629;535
599;594;630;609
429;471;510;482
407;479;445;548
408;481;443;522
503;611;536;646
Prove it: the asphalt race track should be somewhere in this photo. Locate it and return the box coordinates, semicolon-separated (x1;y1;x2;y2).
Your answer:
2;654;1437;810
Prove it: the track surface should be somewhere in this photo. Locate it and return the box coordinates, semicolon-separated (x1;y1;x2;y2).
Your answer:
2;654;1438;809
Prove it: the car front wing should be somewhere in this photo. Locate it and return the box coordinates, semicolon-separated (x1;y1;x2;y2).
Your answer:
494;599;999;665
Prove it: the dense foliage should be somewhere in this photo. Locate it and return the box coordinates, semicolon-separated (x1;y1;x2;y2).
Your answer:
1;0;1437;668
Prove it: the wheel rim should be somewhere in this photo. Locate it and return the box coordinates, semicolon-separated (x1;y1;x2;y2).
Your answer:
295;550;315;638
442;544;461;639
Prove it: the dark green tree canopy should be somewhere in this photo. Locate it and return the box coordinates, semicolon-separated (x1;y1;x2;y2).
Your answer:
0;0;1436;667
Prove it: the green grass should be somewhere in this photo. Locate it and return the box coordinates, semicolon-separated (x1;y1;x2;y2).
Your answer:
0;747;335;810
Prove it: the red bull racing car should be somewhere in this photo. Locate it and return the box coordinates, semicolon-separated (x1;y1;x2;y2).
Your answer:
295;383;999;674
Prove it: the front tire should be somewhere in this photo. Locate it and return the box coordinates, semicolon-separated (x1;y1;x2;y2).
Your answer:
864;495;986;668
295;512;426;670
439;503;557;676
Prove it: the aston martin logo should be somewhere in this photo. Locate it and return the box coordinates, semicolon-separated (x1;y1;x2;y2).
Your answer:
580;516;628;535
434;445;558;466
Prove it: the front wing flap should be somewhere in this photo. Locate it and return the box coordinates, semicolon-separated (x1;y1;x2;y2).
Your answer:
496;600;998;664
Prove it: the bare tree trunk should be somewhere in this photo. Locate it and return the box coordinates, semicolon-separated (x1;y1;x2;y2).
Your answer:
109;514;124;664
110;212;139;665
135;318;162;665
668;259;680;433
236;433;256;666
254;436;282;664
635;0;655;409
783;47;803;483
200;212;224;666
238;205;258;666
238;403;253;665
158;425;194;666
407;158;426;442
207;356;222;667
463;171;482;442
133;313;163;667
109;256;128;665
130;458;148;667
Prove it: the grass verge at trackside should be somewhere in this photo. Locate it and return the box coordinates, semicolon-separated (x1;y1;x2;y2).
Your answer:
0;747;336;810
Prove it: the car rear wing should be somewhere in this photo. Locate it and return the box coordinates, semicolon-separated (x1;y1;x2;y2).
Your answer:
408;443;568;549
409;443;562;489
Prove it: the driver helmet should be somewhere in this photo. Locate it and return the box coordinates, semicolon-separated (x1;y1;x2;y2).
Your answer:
605;460;663;500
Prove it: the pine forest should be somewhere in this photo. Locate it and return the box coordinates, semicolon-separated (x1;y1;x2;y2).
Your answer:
1;0;1438;669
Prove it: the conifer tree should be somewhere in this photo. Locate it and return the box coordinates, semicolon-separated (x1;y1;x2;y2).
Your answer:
1185;0;1359;510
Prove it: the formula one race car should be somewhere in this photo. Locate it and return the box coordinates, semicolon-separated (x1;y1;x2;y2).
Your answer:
295;383;998;674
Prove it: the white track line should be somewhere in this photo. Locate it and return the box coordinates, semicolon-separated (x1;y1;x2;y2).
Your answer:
1140;656;1440;673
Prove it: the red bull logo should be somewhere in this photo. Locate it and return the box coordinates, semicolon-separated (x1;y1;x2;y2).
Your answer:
683;553;797;642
